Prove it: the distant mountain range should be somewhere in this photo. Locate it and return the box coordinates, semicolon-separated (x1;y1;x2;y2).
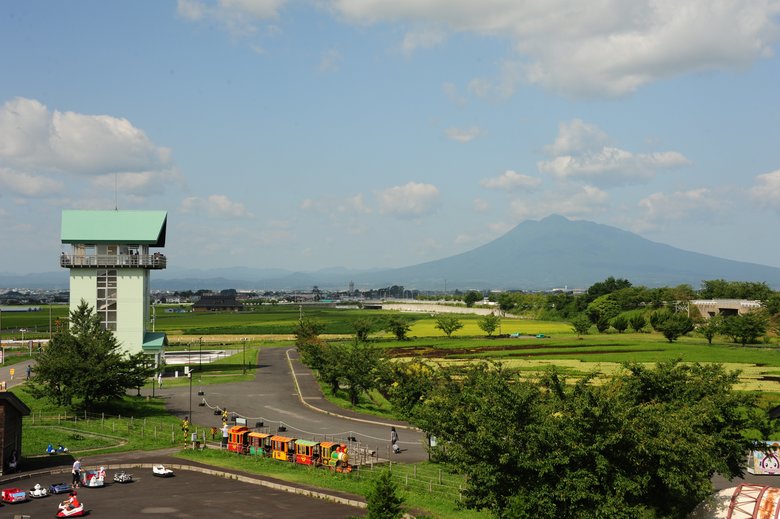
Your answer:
4;215;780;291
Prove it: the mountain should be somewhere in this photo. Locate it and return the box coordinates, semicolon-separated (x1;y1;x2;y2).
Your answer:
344;215;780;290
5;216;780;291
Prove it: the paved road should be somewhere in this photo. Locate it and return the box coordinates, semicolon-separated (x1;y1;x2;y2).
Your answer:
155;345;429;462
0;450;365;518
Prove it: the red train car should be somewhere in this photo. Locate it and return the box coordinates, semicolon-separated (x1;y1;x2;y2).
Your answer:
227;425;250;453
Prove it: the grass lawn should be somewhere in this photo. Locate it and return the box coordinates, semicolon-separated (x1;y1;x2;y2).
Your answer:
176;448;487;519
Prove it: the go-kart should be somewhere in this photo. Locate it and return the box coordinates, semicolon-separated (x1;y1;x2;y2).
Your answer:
49;482;72;494
113;471;133;483
28;483;49;498
57;499;86;517
46;443;69;455
1;487;28;503
80;469;105;488
152;464;174;477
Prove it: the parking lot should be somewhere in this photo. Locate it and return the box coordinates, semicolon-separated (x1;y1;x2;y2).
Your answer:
2;467;365;518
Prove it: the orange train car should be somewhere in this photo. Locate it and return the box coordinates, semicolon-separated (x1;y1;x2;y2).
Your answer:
248;432;272;456
270;435;295;462
227;425;250;454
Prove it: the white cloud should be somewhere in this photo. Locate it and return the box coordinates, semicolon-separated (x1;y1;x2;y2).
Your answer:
466;59;524;100
376;181;440;217
442;82;467;106
319;49;343;73
0;97;180;198
543;119;609;155
538;119;690;187
177;0;284;36
445;126;481;143
750;169;780;207
180;194;253;218
401;27;446;54
331;0;780;97
300;193;371;215
637;188;723;230
481;170;542;191
473;197;490;212
510;184;608;220
0;97;172;176
91;168;186;196
0;168;64;197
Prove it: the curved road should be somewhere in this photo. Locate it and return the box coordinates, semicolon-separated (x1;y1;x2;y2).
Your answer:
157;346;429;462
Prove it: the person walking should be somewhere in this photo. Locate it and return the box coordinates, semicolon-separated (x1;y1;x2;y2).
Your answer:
71;458;82;487
391;426;400;454
157;372;163;389
26;364;31;380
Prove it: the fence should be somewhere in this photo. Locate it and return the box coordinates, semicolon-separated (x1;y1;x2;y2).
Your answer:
24;411;468;503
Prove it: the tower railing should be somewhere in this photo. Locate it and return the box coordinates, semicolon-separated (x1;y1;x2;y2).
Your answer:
59;253;167;269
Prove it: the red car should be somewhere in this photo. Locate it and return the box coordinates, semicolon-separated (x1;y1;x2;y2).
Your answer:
2;487;29;503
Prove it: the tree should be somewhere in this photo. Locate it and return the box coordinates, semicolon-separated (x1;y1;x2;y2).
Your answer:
434;315;463;338
412;360;759;518
365;470;405;519
352;317;376;342
497;293;515;316
478;313;501;336
628;314;646;332
696;315;723;344
611;315;628;333
29;300;154;409
586;276;632;301
586;295;620;326
722;311;769;345
658;313;694;343
384;315;412;341
570;314;591;337
338;340;384;406
294;317;325;344
463;291;482;308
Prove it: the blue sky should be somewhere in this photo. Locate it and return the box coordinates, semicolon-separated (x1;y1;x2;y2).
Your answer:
2;0;780;276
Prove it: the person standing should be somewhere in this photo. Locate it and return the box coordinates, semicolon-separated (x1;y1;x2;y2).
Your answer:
26;364;32;380
221;422;229;449
391;426;400;454
71;458;82;487
157;372;163;389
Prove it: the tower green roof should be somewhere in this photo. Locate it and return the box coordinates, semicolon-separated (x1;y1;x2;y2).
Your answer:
61;210;167;246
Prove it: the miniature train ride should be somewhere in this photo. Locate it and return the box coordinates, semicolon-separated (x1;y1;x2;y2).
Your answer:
225;426;353;473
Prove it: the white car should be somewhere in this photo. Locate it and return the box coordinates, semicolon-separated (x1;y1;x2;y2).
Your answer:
152;465;174;477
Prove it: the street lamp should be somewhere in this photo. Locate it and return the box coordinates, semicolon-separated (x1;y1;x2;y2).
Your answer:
188;368;193;424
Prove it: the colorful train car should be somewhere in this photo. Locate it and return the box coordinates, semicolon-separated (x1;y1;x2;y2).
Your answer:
248;432;272;456
270;435;295;462
294;440;320;465
227;425;250;454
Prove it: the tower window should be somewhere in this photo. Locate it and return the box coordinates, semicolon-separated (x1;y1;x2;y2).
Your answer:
97;269;118;331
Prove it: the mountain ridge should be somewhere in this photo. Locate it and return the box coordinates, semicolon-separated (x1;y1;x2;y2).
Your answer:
3;216;780;291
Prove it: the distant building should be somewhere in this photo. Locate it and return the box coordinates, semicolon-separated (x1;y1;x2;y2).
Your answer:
193;294;244;312
690;299;762;319
60;210;168;362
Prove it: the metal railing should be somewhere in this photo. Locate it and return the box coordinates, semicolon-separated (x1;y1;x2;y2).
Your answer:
59;254;167;269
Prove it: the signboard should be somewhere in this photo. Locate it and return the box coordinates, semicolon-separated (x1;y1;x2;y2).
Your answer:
748;441;780;474
235;417;247;426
